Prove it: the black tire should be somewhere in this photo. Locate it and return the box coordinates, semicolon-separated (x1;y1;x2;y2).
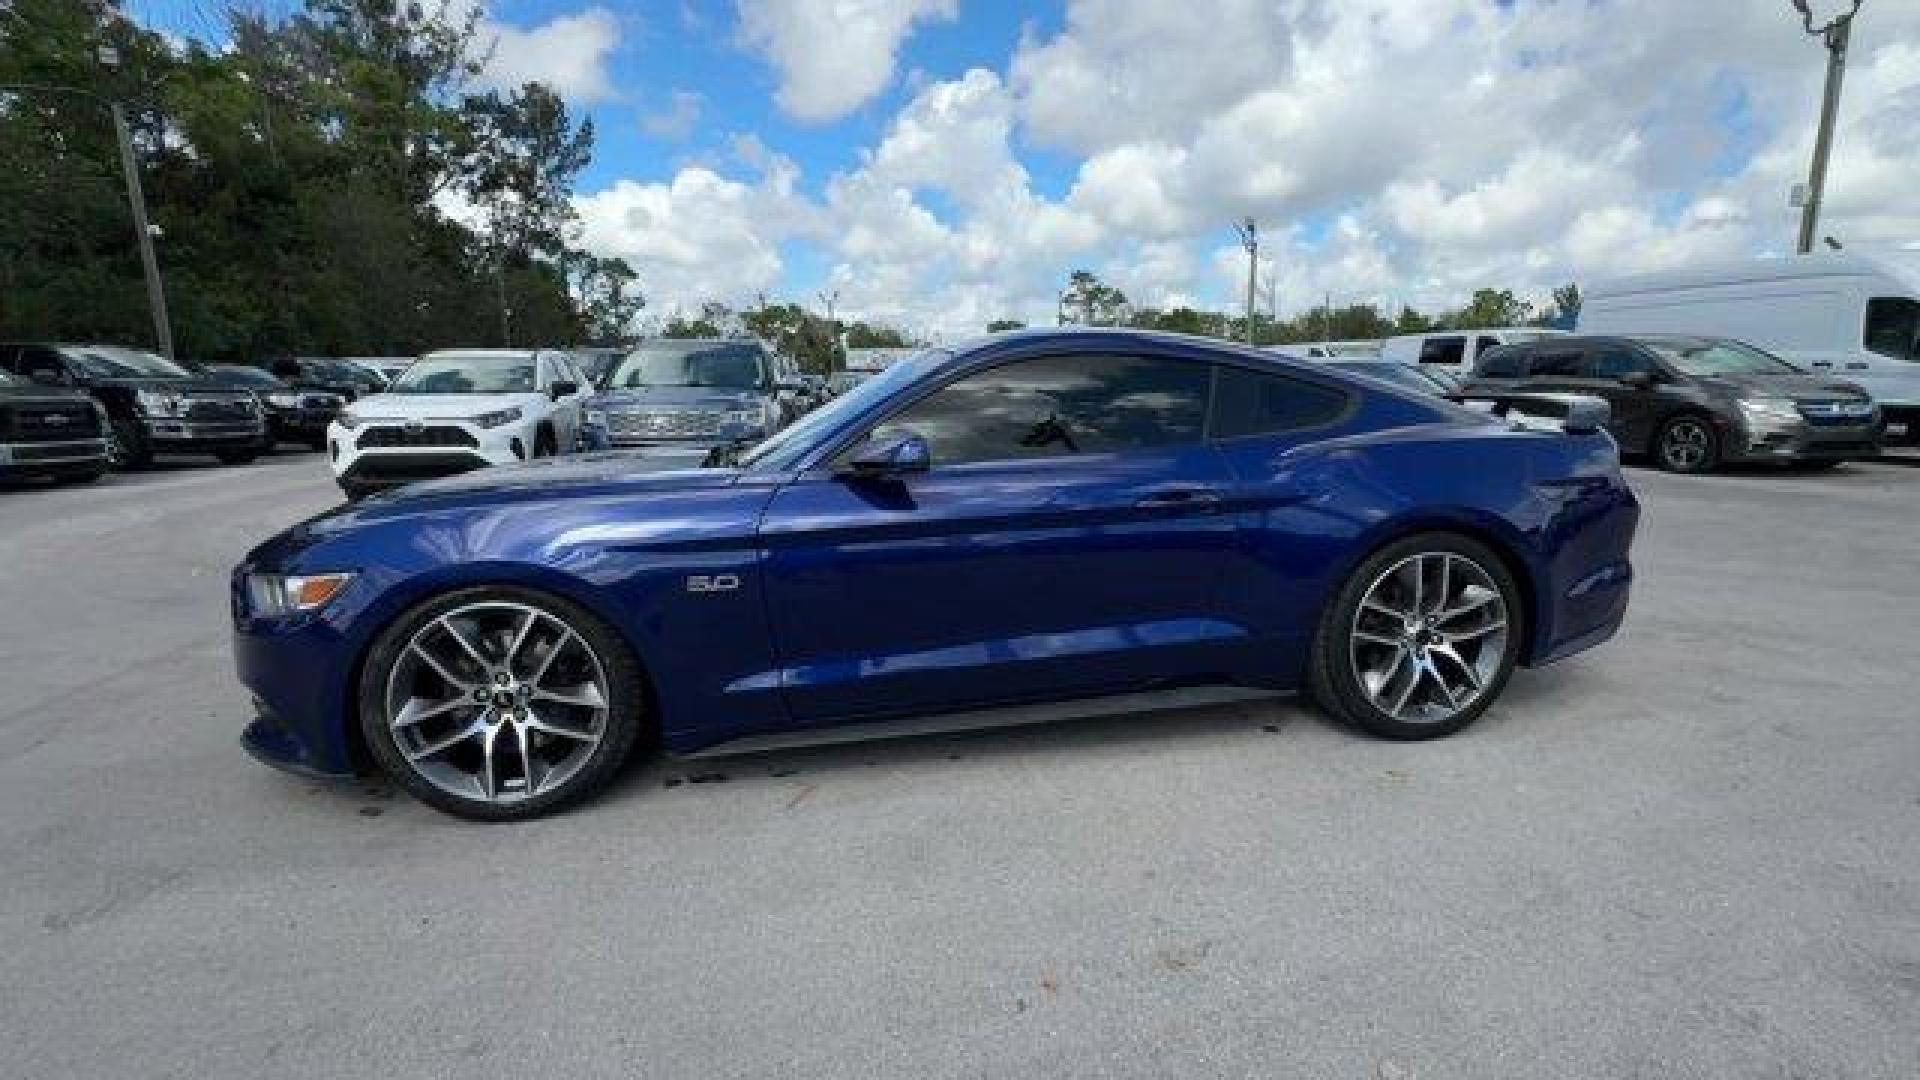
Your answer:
357;585;647;821
1306;532;1524;741
109;416;152;469
533;425;558;458
215;448;259;465
1654;414;1721;473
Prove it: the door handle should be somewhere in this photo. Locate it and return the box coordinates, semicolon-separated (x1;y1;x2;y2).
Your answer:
1134;485;1224;509
1844;362;1869;370
1810;360;1833;368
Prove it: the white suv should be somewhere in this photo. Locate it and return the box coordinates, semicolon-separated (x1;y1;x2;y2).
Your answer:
327;349;590;499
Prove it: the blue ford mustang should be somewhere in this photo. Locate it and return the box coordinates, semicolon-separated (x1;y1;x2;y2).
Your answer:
234;330;1638;820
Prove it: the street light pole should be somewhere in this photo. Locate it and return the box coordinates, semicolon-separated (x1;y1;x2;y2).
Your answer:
108;99;175;363
1233;218;1258;344
1791;0;1864;255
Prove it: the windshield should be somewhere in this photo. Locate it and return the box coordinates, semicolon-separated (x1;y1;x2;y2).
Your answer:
610;343;767;390
390;354;537;395
736;352;946;471
1644;339;1797;377
64;347;193;380
215;366;281;387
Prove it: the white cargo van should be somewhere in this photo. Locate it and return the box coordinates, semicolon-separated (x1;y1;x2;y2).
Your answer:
1579;254;1920;436
1379;327;1564;379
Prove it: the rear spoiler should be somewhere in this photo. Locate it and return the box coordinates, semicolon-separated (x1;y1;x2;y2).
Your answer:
1447;391;1610;435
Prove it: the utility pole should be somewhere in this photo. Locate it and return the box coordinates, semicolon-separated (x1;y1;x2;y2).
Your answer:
1232;218;1258;343
1791;0;1865;254
107;99;174;363
817;289;840;371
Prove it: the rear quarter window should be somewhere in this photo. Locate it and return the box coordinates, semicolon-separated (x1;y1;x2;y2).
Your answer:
1210;365;1349;440
1418;336;1466;366
1473;347;1526;378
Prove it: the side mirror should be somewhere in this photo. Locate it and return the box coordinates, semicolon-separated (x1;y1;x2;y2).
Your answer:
840;432;930;479
1619;371;1654;390
550;380;580;400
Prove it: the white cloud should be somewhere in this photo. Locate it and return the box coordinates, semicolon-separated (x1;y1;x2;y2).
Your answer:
468;5;623;103
641;90;704;141
737;0;958;122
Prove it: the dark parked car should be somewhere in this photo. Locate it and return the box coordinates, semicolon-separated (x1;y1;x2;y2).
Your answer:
199;364;344;450
581;339;795;464
0;366;110;484
1461;334;1881;473
282;357;386;401
0;343;264;467
234;328;1639;820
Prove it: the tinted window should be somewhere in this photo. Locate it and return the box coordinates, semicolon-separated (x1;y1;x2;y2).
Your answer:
1642;339;1796;376
1474;336;1502;357
1211;365;1348;439
611;342;766;390
1864;297;1919;362
867;353;1209;466
1530;350;1590;378
1589;348;1652;380
391;354;538;394
63;346;189;379
1418;336;1465;365
1474;346;1526;378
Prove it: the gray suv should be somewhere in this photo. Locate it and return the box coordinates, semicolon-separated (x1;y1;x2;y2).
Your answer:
582;340;796;464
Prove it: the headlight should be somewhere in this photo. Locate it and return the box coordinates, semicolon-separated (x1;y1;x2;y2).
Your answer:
1736;397;1801;426
266;392;301;408
472;407;523;429
134;388;184;416
244;572;353;618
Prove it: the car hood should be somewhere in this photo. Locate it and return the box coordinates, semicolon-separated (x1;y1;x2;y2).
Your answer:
92;376;252;397
590;386;764;411
342;392;539;420
1695;372;1870;401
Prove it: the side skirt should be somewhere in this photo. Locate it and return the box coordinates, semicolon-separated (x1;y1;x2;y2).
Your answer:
679;684;1288;759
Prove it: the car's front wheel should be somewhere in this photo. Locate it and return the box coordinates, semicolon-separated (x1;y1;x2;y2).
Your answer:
1655;414;1720;473
358;587;646;820
1307;533;1522;740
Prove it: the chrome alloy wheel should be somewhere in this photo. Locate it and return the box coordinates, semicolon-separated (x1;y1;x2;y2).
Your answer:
382;601;610;804
1660;418;1712;471
1348;551;1510;725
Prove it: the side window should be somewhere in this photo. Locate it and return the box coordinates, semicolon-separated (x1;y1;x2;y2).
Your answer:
1474;346;1526;379
1864;297;1919;362
1210;365;1348;439
1530;350;1591;378
1417;336;1466;366
866;353;1210;466
1589;348;1651;380
1474;336;1502;358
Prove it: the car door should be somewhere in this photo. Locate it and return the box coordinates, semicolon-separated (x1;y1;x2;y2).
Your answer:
1584;344;1663;451
757;349;1238;724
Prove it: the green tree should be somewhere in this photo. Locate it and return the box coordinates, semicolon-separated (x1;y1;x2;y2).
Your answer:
1059;269;1129;326
1450;288;1533;330
844;321;909;349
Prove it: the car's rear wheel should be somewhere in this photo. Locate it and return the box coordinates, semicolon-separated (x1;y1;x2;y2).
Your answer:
1655;414;1719;473
1308;533;1522;740
533;425;557;458
108;417;151;469
358;587;644;820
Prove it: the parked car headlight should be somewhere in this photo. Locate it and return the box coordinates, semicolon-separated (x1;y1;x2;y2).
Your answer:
134;388;184;416
244;572;354;618
1736;397;1801;426
472;407;524;429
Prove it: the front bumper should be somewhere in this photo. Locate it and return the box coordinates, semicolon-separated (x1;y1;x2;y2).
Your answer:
0;437;109;476
330;420;529;491
269;408;337;438
1725;417;1883;462
142;417;265;447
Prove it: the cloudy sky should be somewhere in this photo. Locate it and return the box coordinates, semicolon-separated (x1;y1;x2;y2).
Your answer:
136;0;1920;338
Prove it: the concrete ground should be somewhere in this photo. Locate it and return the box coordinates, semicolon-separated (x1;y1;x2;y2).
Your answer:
2;451;1917;1080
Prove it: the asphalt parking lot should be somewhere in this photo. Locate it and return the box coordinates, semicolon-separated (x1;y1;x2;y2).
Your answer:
3;452;1918;1079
